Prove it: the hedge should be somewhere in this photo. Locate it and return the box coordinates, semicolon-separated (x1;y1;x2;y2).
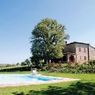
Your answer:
0;66;31;72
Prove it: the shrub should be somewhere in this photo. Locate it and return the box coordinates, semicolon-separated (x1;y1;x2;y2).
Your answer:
41;62;95;73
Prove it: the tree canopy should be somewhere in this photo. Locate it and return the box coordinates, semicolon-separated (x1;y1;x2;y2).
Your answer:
31;18;67;64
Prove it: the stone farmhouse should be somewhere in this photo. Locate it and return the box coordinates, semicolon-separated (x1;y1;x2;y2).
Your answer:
63;42;95;63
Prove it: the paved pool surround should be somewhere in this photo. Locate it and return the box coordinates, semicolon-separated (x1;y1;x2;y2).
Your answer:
0;74;80;87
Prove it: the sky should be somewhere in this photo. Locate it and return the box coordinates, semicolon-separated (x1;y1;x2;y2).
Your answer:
0;0;95;64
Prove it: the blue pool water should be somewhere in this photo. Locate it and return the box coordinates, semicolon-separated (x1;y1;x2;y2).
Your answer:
0;74;62;86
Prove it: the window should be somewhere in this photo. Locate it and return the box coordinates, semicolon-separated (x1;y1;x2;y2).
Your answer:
80;56;81;60
84;56;86;60
79;48;81;52
84;48;86;53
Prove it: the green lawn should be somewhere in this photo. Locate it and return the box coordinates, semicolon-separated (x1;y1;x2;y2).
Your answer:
0;71;95;95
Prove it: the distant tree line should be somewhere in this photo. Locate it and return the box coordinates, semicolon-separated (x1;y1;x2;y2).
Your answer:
16;58;32;67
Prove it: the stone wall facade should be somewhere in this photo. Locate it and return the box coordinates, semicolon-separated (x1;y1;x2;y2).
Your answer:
64;42;95;63
89;46;95;61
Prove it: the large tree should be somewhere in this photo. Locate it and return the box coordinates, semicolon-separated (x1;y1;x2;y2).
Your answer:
31;18;67;64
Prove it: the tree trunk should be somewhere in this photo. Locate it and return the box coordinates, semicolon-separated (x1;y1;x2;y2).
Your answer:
44;59;47;64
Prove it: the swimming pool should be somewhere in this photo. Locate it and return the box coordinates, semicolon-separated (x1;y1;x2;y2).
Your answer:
0;74;79;87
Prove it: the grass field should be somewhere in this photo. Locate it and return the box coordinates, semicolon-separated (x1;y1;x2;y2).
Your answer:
0;71;95;95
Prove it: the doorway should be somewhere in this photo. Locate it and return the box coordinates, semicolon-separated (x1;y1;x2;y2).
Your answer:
69;55;75;63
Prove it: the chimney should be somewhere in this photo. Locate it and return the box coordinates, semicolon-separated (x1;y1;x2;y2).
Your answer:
65;41;67;45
